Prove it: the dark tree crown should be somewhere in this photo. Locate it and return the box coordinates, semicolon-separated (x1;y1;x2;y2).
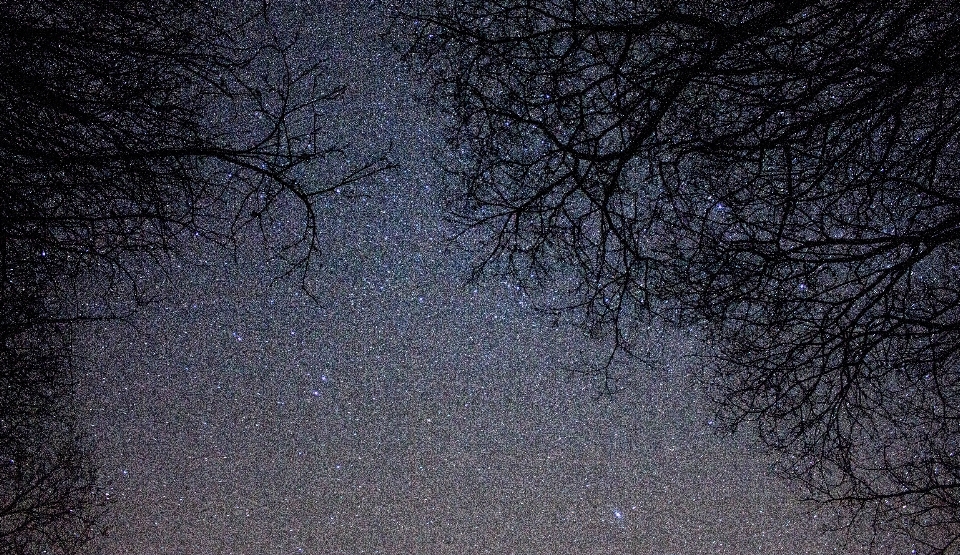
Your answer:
396;1;960;551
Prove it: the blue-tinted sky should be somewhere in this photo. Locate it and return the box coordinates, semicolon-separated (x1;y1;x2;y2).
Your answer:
79;3;872;553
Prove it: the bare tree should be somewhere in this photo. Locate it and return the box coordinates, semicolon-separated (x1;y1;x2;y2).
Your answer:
2;0;390;316
1;0;389;551
396;0;960;551
0;313;103;555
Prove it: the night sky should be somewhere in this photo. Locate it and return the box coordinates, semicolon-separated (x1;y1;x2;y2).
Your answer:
77;3;871;553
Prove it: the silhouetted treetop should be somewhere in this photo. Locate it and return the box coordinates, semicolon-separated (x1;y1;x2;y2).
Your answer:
0;315;101;555
397;1;960;551
2;0;389;316
1;1;388;552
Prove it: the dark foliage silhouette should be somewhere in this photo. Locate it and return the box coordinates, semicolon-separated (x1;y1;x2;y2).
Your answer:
1;0;388;551
2;0;389;316
0;309;102;555
397;0;960;551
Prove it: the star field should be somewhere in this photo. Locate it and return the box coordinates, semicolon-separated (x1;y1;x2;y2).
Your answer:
76;3;878;553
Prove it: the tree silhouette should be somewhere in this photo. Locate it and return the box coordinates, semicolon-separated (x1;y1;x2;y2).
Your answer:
0;310;102;555
2;0;388;551
2;0;390;316
397;0;960;551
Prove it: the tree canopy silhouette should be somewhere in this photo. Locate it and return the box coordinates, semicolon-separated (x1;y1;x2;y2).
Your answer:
0;310;101;555
397;0;960;551
2;0;389;317
1;0;388;552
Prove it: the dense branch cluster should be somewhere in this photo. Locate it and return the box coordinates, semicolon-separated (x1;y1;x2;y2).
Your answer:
0;315;100;554
1;0;388;314
1;1;386;551
398;1;960;550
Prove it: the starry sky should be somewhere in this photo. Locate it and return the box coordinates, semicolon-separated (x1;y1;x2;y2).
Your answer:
77;2;873;553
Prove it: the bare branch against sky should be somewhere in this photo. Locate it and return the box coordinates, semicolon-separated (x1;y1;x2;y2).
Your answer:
397;1;960;551
5;0;960;553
